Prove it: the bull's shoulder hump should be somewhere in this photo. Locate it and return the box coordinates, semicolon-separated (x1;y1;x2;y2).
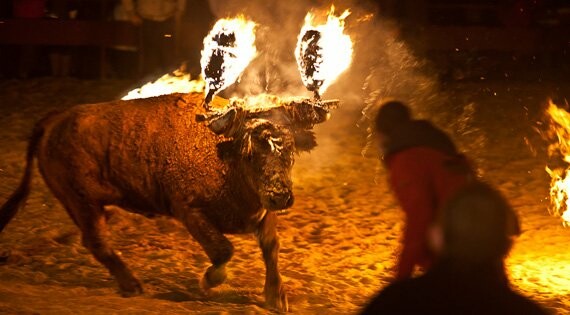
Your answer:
67;92;229;117
120;92;207;108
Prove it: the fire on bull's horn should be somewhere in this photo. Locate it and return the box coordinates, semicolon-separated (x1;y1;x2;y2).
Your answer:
199;7;352;135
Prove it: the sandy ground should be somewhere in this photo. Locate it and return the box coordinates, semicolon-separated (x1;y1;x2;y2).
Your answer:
0;78;569;314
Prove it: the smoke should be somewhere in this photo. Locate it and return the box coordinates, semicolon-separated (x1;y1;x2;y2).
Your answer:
207;0;448;112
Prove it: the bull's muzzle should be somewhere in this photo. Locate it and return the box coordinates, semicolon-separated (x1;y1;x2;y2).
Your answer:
265;192;294;211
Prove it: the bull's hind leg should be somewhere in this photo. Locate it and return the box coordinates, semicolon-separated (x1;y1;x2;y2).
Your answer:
177;209;233;292
61;197;143;296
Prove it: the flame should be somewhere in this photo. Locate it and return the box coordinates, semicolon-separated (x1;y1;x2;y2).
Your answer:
121;16;256;102
295;5;353;97
121;70;205;100
229;94;301;111
201;16;257;103
544;99;570;226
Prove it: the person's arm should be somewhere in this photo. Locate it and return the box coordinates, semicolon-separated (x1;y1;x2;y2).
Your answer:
389;152;434;280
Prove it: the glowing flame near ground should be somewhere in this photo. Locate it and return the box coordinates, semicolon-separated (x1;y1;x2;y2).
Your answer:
121;70;205;100
544;100;570;226
296;5;353;97
201;16;257;103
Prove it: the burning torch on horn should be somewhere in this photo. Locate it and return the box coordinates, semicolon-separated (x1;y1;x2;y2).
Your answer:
199;7;353;129
201;16;257;109
295;6;353;102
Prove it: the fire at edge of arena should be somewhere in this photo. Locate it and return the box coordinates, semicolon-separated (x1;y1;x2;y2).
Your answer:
543;99;570;226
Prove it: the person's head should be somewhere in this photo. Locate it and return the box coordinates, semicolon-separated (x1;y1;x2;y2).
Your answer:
373;100;411;151
429;181;520;266
374;100;411;136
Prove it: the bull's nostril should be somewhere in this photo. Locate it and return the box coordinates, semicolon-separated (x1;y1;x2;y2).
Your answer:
285;194;294;207
267;192;293;210
274;196;285;204
281;197;290;207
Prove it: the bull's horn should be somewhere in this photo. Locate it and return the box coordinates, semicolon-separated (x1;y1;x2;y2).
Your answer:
282;99;340;128
204;90;216;106
205;107;245;138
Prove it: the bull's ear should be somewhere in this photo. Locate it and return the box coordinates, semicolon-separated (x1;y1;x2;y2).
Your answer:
207;108;241;137
294;130;317;152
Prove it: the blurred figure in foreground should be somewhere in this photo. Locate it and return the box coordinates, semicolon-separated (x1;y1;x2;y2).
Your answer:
121;0;186;78
373;100;475;280
361;182;546;315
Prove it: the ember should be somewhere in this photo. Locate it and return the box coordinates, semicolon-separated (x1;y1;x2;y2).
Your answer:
201;15;257;105
544;99;570;226
295;5;353;99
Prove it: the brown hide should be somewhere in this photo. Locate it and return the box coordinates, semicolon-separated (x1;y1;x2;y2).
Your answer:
0;92;291;311
39;93;267;233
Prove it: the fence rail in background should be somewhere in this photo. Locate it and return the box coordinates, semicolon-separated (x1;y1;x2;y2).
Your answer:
0;19;140;79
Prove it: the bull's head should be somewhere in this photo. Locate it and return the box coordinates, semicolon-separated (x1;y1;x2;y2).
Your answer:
201;99;336;211
239;119;296;210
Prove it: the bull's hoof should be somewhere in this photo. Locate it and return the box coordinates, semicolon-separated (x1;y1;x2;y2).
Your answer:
265;286;288;312
200;264;227;292
118;278;143;297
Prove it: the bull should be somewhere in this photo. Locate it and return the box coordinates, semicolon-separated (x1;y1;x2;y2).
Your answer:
0;92;334;312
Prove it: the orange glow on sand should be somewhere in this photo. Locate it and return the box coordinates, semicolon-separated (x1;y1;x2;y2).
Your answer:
508;254;570;297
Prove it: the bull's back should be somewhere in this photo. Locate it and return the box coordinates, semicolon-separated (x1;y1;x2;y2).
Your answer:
37;92;231;210
105;93;233;206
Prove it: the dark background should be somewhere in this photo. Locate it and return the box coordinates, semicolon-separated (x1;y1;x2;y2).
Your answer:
0;0;568;82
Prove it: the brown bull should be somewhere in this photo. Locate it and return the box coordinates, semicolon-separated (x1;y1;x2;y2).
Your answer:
0;92;330;312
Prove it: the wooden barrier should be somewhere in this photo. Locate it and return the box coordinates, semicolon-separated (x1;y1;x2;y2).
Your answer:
0;19;140;78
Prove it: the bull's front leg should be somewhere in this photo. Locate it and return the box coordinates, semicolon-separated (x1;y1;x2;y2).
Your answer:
177;209;233;292
256;212;288;312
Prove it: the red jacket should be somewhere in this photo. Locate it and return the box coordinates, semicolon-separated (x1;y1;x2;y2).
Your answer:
383;120;473;280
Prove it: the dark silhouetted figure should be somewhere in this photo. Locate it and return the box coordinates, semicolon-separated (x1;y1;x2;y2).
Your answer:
46;0;77;77
108;1;140;79
361;181;547;315
122;0;186;78
12;0;46;78
374;100;475;280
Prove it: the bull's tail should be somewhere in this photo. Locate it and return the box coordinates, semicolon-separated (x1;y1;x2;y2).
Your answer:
0;113;54;233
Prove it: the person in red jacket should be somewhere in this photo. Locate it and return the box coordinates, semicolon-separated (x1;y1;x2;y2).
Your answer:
374;100;476;280
361;182;542;315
